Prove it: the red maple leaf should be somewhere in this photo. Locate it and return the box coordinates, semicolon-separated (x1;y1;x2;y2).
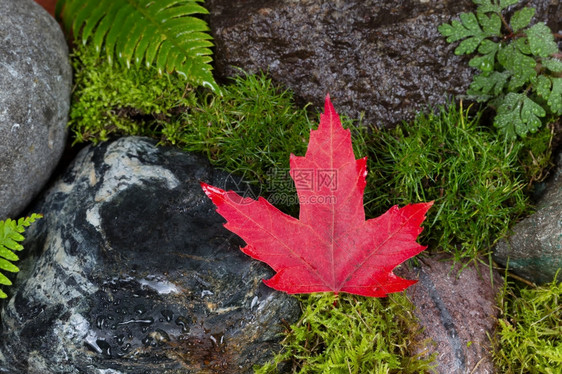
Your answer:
201;95;432;297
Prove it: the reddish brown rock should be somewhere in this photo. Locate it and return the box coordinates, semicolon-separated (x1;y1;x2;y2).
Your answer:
401;255;503;374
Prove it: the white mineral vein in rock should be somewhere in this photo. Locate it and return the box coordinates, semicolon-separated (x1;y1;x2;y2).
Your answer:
95;140;180;203
256;293;276;312
213;306;240;314
84;330;102;354
57;313;91;346
0;61;19;78
251;295;259;309
32;230;99;300
95;369;124;374
86;139;180;233
139;278;180;295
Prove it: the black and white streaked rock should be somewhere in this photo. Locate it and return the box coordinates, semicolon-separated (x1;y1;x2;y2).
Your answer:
0;137;300;374
494;151;562;285
0;0;71;219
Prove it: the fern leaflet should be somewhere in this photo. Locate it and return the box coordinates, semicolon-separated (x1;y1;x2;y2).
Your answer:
56;0;219;92
0;214;42;298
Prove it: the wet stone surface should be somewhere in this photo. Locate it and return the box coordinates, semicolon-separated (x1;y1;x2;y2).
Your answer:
207;0;561;128
494;150;562;285
400;255;503;374
0;0;71;219
0;137;300;374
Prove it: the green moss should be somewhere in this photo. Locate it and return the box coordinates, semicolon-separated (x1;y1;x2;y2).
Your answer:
69;41;554;263
69;43;316;189
163;72;315;187
254;293;436;373
357;104;553;261
68;39;558;372
494;275;562;373
69;43;197;143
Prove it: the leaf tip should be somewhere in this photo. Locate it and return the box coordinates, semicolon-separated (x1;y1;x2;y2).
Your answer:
324;93;335;114
200;181;226;205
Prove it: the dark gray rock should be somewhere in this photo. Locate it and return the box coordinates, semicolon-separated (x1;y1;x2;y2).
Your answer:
0;137;300;374
400;255;502;374
494;151;562;285
0;0;72;219
207;0;561;128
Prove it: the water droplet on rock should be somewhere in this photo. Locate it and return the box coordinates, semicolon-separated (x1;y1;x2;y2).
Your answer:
96;339;112;357
161;309;173;322
134;304;147;315
175;316;190;333
142;335;153;346
96;315;107;329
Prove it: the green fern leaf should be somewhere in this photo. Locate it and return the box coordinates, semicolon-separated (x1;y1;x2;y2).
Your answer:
525;23;559;58
535;75;552;99
472;0;517;14
0;214;42;299
468;71;510;101
471;0;501;14
547;78;562;115
56;0;219;92
510;7;535;33
438;10;501;56
495;93;545;139
542;58;562;73
497;43;537;91
499;0;519;8
469;39;499;72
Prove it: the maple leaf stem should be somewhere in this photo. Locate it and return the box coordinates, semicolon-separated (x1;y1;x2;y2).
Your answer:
332;293;339;307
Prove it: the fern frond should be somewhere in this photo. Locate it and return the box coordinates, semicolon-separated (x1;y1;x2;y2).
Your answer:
0;214;42;298
56;0;219;92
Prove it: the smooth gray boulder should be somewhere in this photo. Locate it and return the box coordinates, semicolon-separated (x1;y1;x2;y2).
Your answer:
0;0;72;219
207;0;561;127
494;151;562;284
0;137;300;373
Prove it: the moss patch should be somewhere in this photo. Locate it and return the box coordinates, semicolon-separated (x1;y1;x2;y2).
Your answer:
69;44;317;186
254;293;436;373
68;40;558;372
69;43;554;263
494;275;562;372
358;104;553;261
69;43;197;143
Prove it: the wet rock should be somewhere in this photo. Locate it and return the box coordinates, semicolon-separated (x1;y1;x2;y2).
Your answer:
493;151;562;285
207;0;561;128
0;0;71;219
401;255;502;374
0;137;300;374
